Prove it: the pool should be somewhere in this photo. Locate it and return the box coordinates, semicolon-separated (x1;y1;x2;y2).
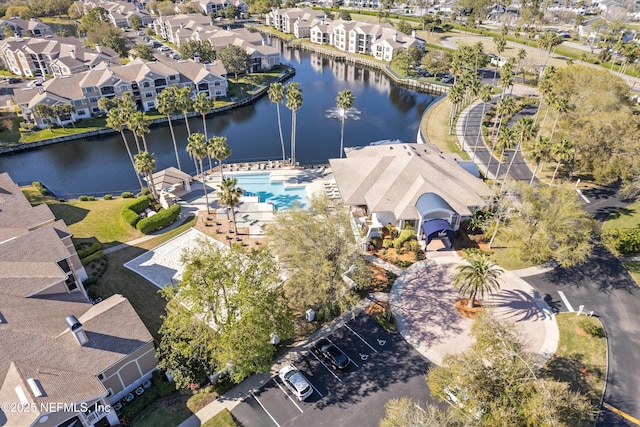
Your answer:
229;172;308;210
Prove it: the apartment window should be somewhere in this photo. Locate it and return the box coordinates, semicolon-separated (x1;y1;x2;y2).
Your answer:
215;90;223;96
77;109;87;116
154;78;167;87
65;274;77;291
72;99;84;106
57;259;71;273
142;81;151;88
144;92;154;98
198;83;208;91
92;107;100;113
214;81;221;86
168;75;177;81
119;84;129;91
82;86;97;94
88;97;99;103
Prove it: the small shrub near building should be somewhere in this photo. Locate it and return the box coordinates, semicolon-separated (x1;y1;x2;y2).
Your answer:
121;191;135;198
76;242;101;259
104;194;113;200
136;204;181;234
79;195;96;201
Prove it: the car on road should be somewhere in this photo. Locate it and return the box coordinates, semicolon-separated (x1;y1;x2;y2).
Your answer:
441;74;454;84
279;365;313;401
7;78;21;84
312;338;350;370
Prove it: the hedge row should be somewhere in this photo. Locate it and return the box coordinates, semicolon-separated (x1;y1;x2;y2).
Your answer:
81;250;104;266
121;196;151;227
602;228;640;256
77;242;101;259
136;204;181;234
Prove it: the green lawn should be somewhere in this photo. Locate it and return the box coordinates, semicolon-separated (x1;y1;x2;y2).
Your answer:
48;197;144;248
203;409;237;427
131;385;220;427
602;201;640;229
543;313;606;426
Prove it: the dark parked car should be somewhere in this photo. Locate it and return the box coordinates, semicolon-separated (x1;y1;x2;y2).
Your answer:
7;78;21;84
312;338;350;370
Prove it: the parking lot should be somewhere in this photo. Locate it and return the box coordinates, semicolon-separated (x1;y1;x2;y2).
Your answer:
231;313;434;427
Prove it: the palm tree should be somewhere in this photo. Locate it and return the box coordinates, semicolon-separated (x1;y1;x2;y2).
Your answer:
448;82;464;135
492;36;506;86
157;86;182;170
336;89;355;158
33;104;54;133
106;108;144;191
534;76;553;126
453;253;503;308
186;132;211;214
490;126;515;179
528;136;551;186
551;138;575;184
218;177;243;235
129;111;150;152
268;82;286;162
499;58;515;98
492;96;516;140
193;92;215;137
549;96;568;143
502;117;538;189
540;91;556;131
134;151;158;200
175;85;194;136
472;84;493;161
285;82;303;166
208;135;231;182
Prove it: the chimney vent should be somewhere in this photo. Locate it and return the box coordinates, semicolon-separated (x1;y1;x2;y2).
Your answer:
27;378;44;398
65;315;88;345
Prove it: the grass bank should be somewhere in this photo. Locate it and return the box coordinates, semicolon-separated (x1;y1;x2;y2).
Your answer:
543;313;606;426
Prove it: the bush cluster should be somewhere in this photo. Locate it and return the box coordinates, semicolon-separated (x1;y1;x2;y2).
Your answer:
136;204;181;234
79;195;96;201
103;194;113;200
77;242;101;259
393;229;416;249
121;196;151;227
121;191;135;198
579;318;605;338
81;250;104;266
602;228;640;255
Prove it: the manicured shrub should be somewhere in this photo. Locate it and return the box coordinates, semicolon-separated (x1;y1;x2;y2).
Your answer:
136;204;181;234
87;287;101;300
103;194;113;200
76;242;101;259
141;187;151;196
83;276;98;287
602;229;640;256
121;196;151;227
121;191;135;198
81;250;104;266
79;195;96;201
580;318;605;338
393;229;416;249
382;239;393;249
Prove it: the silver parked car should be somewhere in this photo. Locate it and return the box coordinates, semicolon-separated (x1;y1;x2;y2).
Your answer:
279;365;313;401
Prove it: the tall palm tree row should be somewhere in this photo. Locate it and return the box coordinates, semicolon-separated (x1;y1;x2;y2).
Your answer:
134;151;158;200
106;107;144;192
186;132;211;214
268;82;286;162
528;136;551;186
285;82;303;166
129;111;150;152
447;82;464;135
193;92;215;138
551;138;575;184
156;86;182;170
453;253;503;308
502;116;538;189
175;86;194;136
208;136;231;182
336;89;355;158
490;126;515;179
218;177;243;235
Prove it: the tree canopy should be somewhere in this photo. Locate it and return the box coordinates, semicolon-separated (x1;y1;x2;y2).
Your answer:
265;195;371;320
551;65;640;183
179;40;216;63
381;313;592;426
498;183;598;268
218;45;251;81
157;242;293;387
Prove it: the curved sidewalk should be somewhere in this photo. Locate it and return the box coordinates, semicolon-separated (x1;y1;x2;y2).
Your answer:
389;256;559;365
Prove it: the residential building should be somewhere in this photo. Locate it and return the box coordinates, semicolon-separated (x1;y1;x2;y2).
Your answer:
0;36;119;78
82;0;155;28
329;143;491;247
14;58;227;127
268;9;425;61
193;27;280;71
153;14;216;46
0;172;158;427
0;17;52;38
196;0;249;17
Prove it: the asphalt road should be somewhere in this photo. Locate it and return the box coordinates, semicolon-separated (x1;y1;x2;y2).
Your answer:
232;314;434;427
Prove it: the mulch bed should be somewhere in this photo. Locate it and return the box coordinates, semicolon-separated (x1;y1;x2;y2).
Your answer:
455;298;484;319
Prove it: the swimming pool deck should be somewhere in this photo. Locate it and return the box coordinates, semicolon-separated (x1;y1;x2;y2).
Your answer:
180;166;338;237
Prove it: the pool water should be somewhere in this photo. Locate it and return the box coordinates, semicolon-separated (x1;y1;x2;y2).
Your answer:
229;173;308;210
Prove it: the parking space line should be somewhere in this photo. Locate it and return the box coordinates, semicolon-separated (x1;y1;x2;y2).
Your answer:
344;324;378;353
557;291;575;312
326;337;359;368
309;350;342;381
251;391;281;427
272;378;304;413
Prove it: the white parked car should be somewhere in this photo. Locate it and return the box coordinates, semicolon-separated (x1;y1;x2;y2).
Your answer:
279;365;313;401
